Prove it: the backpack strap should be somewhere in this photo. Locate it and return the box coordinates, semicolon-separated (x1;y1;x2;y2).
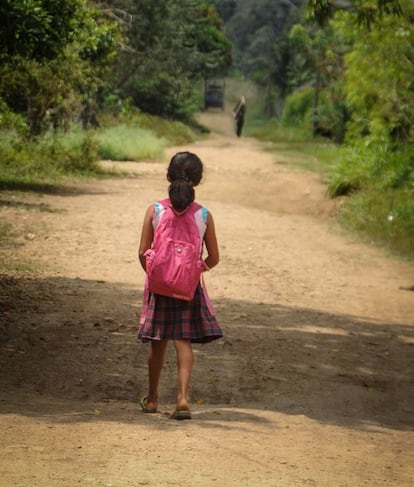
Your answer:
201;207;208;223
152;201;165;230
154;201;161;218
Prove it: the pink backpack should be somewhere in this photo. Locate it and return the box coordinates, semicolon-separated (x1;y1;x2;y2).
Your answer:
144;198;208;301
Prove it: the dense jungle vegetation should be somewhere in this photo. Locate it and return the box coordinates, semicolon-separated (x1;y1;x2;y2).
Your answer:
0;0;412;256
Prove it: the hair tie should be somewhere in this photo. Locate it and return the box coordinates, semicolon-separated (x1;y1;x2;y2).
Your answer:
176;176;191;184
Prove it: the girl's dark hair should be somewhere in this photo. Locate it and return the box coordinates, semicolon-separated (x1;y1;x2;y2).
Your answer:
167;151;203;212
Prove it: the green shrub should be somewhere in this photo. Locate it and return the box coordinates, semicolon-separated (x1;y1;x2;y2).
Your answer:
127;74;200;121
0;130;102;185
328;139;413;257
316;89;348;143
281;87;313;129
328;141;414;197
0;99;27;135
281;86;347;142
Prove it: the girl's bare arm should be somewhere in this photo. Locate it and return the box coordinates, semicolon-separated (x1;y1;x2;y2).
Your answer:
138;205;154;271
204;211;219;270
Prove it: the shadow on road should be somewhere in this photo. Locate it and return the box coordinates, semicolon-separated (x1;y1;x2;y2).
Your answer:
0;274;413;431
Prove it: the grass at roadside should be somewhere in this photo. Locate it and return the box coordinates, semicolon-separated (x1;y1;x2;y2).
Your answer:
95;125;168;161
0;131;105;190
251;119;413;259
0;111;201;192
338;189;414;258
248;118;339;175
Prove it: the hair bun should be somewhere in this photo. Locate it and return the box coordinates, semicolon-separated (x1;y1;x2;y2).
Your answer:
167;151;203;211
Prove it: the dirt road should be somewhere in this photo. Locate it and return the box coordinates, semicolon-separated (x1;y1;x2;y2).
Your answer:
1;111;413;486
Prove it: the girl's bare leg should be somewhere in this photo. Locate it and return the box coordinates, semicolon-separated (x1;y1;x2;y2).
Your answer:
174;339;193;410
146;339;168;410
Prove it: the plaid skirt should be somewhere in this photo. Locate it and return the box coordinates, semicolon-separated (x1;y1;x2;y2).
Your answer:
138;285;223;344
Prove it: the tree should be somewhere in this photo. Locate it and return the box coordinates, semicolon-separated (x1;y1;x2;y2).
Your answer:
287;21;349;140
0;0;82;61
0;1;119;135
306;0;402;28
339;1;414;145
212;0;305;117
109;0;232;119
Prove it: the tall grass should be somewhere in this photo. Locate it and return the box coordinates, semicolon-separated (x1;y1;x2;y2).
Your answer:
95;125;168;161
0;111;202;189
94;111;202;161
99;110;201;148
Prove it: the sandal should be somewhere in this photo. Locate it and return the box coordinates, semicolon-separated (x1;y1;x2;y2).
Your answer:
140;396;157;414
170;409;192;420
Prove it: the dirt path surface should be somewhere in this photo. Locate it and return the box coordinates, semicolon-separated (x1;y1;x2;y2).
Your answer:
1;111;413;487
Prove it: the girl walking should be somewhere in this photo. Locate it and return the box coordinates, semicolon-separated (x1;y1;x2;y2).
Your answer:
137;151;222;419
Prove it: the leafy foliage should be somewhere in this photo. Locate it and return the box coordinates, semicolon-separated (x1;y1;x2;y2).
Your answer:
0;1;120;136
328;143;414;196
306;0;403;28
111;0;232;119
212;0;305;116
281;86;314;129
339;7;414;145
325;1;413;196
0;0;82;61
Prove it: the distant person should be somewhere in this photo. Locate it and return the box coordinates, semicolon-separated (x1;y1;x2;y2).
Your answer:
137;151;223;420
233;96;246;137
